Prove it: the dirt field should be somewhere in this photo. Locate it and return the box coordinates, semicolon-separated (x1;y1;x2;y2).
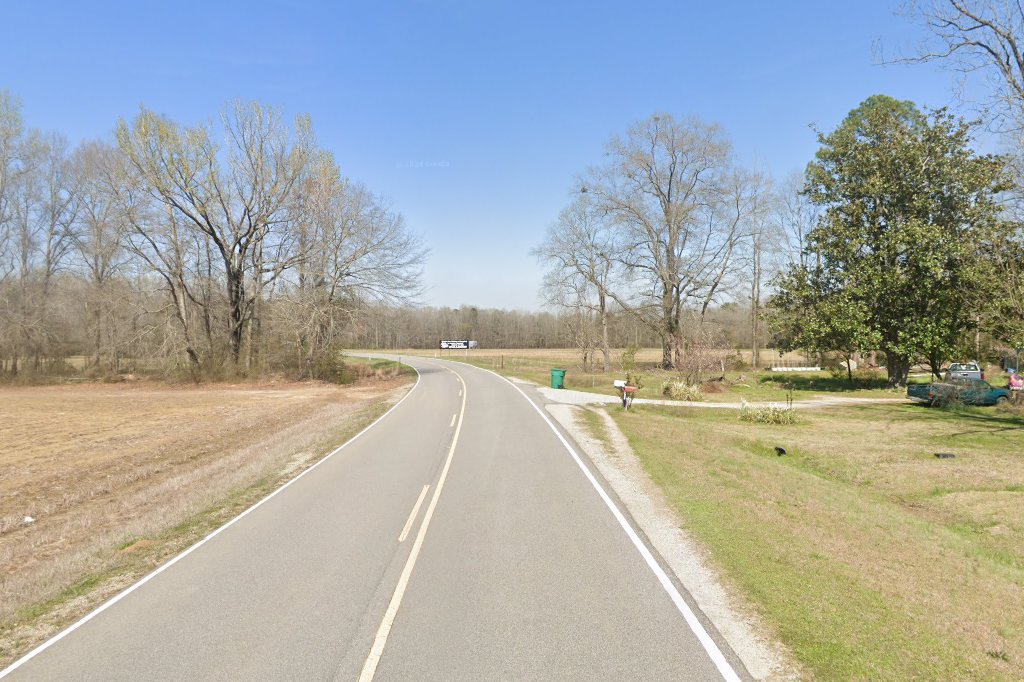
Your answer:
0;375;410;664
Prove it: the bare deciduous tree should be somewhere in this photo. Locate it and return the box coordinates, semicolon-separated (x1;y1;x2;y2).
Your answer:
284;151;426;378
773;171;820;269
1;126;79;374
116;102;313;369
0;93;428;382
534;194;615;371
71;141;128;371
584;113;753;369
898;1;1024;125
733;170;775;370
0;91;23;285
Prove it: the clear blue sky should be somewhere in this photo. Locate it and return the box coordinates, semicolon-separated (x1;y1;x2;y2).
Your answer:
0;1;982;310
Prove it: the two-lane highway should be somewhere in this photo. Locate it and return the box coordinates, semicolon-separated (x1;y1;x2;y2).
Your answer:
2;357;745;681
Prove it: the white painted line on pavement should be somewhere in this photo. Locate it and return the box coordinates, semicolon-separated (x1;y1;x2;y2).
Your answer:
0;361;423;681
359;368;467;682
449;413;456;428
475;364;742;682
398;485;430;543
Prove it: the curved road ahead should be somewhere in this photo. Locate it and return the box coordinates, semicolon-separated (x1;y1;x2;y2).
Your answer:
3;357;747;681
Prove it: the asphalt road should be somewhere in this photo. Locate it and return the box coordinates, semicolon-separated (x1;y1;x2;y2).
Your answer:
3;357;747;681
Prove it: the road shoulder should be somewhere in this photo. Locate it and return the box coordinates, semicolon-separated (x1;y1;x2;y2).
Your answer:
546;401;799;681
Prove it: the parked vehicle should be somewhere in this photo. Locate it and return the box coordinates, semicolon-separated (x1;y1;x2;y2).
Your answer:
943;362;984;381
907;379;1010;406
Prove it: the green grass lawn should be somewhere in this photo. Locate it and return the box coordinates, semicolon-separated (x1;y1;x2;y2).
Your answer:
605;401;1024;679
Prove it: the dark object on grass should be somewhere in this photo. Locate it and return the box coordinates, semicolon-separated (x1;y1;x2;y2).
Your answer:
774;446;786;456
934;452;956;459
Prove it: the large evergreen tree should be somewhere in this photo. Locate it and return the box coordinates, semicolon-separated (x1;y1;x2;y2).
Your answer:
775;95;1012;387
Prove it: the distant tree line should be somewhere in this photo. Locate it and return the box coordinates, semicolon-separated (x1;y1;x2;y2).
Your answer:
336;303;780;361
0;92;425;381
339;304;662;352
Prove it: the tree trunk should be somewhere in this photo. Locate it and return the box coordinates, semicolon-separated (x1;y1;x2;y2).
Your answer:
226;266;246;368
661;336;673;369
751;239;761;370
885;351;910;388
601;310;610;373
167;278;202;383
927;349;945;380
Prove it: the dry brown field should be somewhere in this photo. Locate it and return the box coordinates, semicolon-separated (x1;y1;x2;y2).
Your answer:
0;373;410;665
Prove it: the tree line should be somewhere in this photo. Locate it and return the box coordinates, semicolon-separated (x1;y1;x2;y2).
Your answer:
0;94;425;381
339;304;664;352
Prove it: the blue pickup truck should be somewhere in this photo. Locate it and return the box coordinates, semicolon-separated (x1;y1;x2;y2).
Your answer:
907;379;1011;406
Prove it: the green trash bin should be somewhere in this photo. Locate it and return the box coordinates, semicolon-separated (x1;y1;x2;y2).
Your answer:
550;368;566;389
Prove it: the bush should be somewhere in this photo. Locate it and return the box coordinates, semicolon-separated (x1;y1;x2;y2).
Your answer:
337;358;404;384
724;350;748;372
620;345;639;372
827;365;848;382
625;370;645;391
662;379;704;401
739;402;798;425
313;354;349;383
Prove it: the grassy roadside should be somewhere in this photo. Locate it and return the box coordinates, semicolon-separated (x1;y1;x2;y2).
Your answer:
0;378;412;669
605;402;1024;679
342;355;417;381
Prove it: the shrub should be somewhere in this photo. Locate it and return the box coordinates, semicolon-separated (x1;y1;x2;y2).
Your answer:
625;370;645;391
337;358;403;384
739;401;798;425
724;350;748;371
620;345;639;372
827;365;848;382
662;379;704;401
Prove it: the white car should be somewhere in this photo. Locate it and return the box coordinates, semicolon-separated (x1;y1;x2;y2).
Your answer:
943;362;984;382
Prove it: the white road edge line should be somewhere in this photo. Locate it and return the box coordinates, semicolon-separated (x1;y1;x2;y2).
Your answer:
0;360;423;681
398;485;430;543
462;362;742;682
449;413;456;428
358;367;467;682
